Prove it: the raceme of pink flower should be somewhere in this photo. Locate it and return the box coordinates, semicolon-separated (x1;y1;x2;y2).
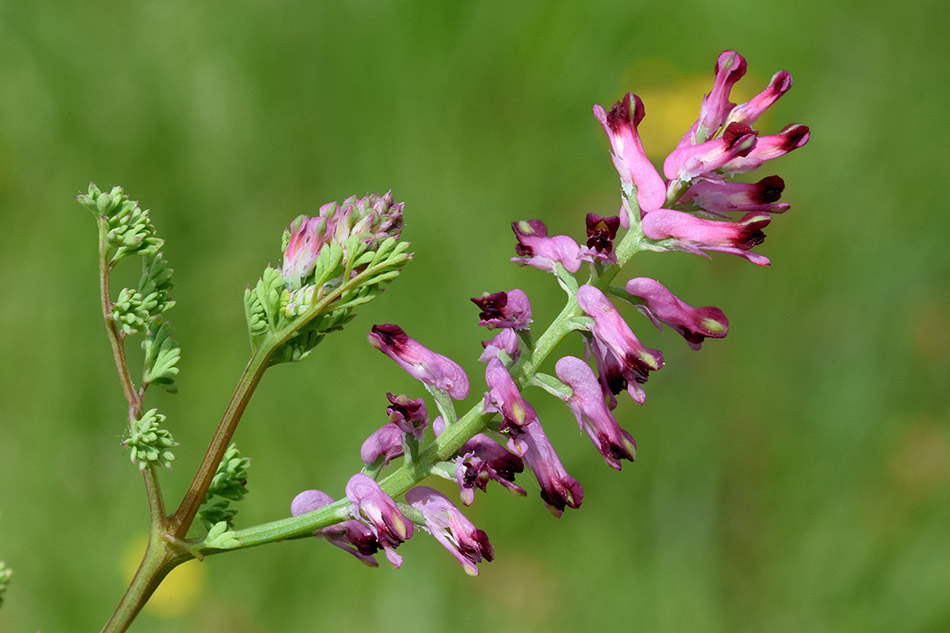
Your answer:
360;422;405;467
511;220;582;273
579;214;621;264
576;284;663;405
664;122;758;183
719;124;810;175
345;473;413;568
677;176;789;218
680;50;748;147
478;328;521;364
471;289;532;330
405;487;495;576
386;392;428;439
624;278;728;350
593;93;667;217
483;357;539;454
554;356;636;470
291;489;380;567
640;209;772;266
520;418;583;517
367;324;470;400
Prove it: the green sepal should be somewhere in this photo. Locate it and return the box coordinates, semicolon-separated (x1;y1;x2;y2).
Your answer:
142;321;180;392
567;315;595;332
203;521;242;550
123;408;177;470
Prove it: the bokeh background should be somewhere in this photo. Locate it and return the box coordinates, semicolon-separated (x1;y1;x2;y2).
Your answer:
1;1;948;631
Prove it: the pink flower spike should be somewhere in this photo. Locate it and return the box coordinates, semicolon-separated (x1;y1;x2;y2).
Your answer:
720;124;810;175
291;489;380;567
405;487;494;576
664;122;758;183
678;176;789;218
576;285;664;404
511;220;582;273
593;93;667;215
471;289;533;330
726;71;794;128
281;215;327;287
555;356;636;470
624;278;728;350
641;209;772;266
520;419;583;517
345;473;413;568
368;324;470;401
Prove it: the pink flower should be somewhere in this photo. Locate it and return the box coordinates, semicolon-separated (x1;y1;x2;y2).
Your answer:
471;289;532;330
555;356;636;470
678;50;748;148
719;124;810;175
593;93;667;217
291;489;381;567
345;473;413;568
520;419;583;517
483;357;538;454
641;209;772;266
367;324;469;400
478;328;521;364
405;487;494;576
510;220;582;273
725;70;793;128
360;422;404;467
664;122;758;183
385;392;428;439
677;176;789;218
624;278;728;350
576;285;663;405
579;213;621;264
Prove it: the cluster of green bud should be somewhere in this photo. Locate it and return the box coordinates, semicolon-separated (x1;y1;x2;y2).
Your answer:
245;193;412;364
198;443;251;530
122;409;178;470
76;183;163;262
0;560;10;608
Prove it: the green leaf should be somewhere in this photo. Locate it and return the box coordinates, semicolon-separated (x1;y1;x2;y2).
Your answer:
142;321;180;392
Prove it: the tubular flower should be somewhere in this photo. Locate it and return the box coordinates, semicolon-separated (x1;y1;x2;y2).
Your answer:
725;70;793;128
663;122;758;183
345;473;413;568
511;220;582;273
478;328;521;364
640;209;772;266
280;192;404;289
433;416;526;505
520;419;583;517
360;422;405;467
593;93;667;217
471;289;532;330
386;392;428;439
483;357;539;454
368;324;469;400
678;50;748;147
677;176;789;218
624;278;728;350
405;487;494;576
719;124;810;175
555;356;636;470
576;284;663;405
579;214;621;264
291;489;381;567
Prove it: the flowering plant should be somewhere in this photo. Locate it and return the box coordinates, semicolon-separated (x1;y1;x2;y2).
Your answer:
50;49;807;631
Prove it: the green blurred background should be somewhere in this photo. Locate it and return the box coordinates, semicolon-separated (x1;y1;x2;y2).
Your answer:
1;1;948;631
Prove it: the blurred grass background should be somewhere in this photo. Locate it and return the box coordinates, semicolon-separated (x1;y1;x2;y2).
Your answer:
1;0;948;631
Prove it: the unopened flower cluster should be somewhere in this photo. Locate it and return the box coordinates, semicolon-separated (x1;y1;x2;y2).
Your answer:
292;50;807;575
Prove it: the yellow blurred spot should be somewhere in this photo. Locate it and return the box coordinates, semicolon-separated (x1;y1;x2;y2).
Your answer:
121;535;207;618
